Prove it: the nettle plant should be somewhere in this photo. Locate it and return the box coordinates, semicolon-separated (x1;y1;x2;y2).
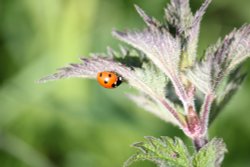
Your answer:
40;0;250;166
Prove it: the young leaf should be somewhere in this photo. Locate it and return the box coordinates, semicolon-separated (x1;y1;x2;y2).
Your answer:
38;55;158;99
113;19;191;109
126;62;186;126
38;56;132;83
113;29;181;80
39;50;185;127
210;68;247;123
134;62;169;97
165;0;211;65
38;46;144;83
186;0;212;62
165;0;193;34
185;59;213;94
126;93;179;125
134;5;162;29
225;25;250;72
186;24;250;94
124;136;192;167
192;138;227;167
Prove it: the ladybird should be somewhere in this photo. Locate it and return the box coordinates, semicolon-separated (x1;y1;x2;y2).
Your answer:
97;71;122;89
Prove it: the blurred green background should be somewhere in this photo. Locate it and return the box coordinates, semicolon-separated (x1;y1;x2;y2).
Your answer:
0;0;250;166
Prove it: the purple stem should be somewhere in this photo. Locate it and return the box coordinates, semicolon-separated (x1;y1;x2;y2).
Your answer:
160;99;187;128
171;76;194;113
186;106;200;135
200;93;214;136
193;137;208;151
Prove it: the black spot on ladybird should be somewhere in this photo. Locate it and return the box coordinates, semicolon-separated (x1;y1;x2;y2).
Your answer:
108;74;112;77
99;73;102;77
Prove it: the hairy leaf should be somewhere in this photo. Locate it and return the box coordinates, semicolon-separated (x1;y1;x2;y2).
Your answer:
186;59;212;94
165;0;211;65
38;56;131;82
38;46;146;83
134;62;168;97
113;26;191;107
113;29;181;79
210;68;247;123
124;136;191;167
127;94;179;125
108;46;146;68
165;0;193;34
186;0;212;62
39;51;184;126
39;55;159;98
135;5;162;29
187;24;250;94
226;25;250;72
192;138;227;167
113;4;181;79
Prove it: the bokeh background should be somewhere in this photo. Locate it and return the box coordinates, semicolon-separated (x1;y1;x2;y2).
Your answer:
0;0;250;166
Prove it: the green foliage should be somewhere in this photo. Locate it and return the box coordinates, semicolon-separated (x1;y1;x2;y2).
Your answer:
210;67;247;123
125;137;227;167
1;0;250;166
192;138;227;167
134;62;169;97
124;136;191;167
186;25;250;95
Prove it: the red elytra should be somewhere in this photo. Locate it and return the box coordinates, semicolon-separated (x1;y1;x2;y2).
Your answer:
97;71;122;89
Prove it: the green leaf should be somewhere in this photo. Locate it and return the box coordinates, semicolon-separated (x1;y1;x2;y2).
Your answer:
113;28;181;81
126;93;179;125
124;136;192;167
165;0;211;65
165;0;193;33
134;5;162;29
192;138;227;167
186;24;250;94
134;62;169;97
210;67;247;123
186;0;212;63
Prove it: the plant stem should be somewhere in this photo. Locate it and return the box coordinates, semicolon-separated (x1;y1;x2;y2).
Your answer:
191;93;214;151
193;137;208;151
186;106;200;135
170;75;192;113
200;93;214;136
160;99;187;127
